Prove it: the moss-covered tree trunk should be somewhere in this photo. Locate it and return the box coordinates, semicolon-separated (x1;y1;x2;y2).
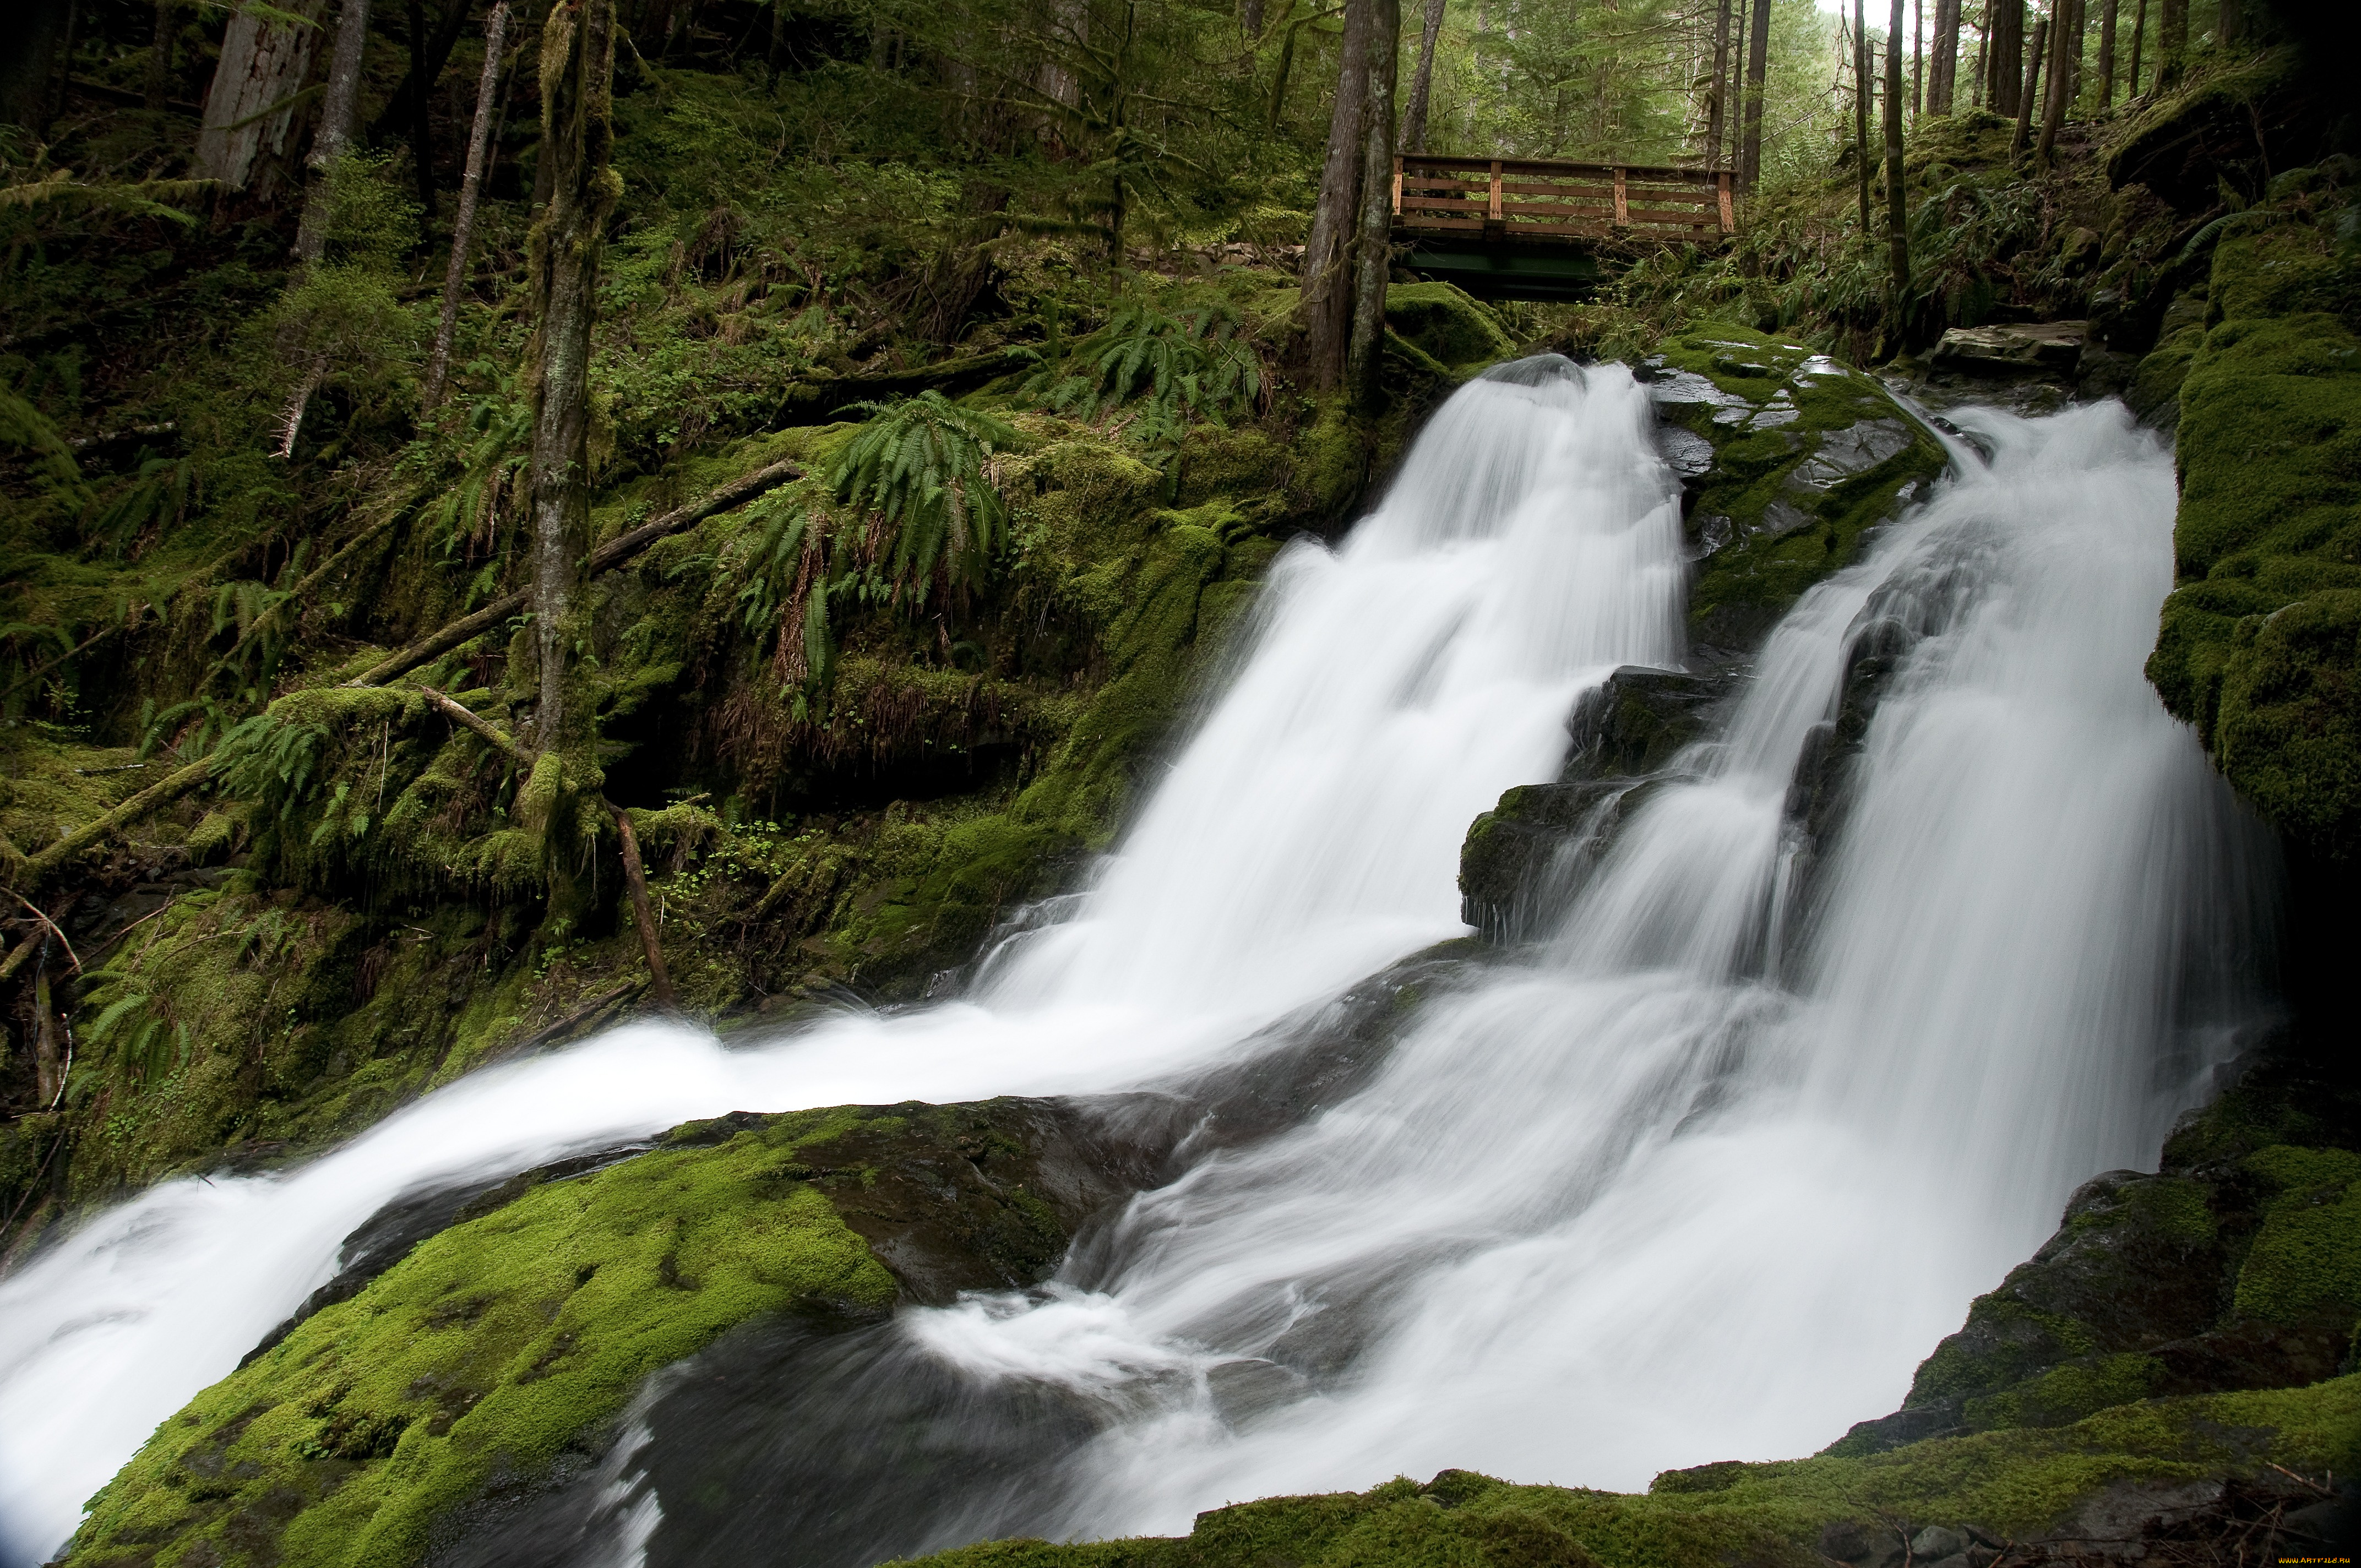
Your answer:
1345;0;1397;414
527;0;617;777
2157;0;2184;89
1303;0;1371;391
1854;0;1874;233
1706;0;1734;163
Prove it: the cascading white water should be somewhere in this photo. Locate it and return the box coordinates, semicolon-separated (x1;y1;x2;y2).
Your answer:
894;400;2273;1540
0;360;1689;1564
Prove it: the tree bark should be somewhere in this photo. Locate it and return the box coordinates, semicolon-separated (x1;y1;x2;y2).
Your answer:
1988;0;2022;115
1886;0;1910;306
1912;0;1923;115
2158;0;2184;89
1402;0;1445;154
766;0;786;83
425;0;511;409
1971;0;1988;107
32;949;60;1108
1346;0;1399;414
1929;0;1960;113
1242;0;1264;38
2216;0;2238;51
2097;0;2117;105
1853;0;1874;233
526;0;618;774
1706;0;1734;166
2011;14;2045;152
294;0;374;265
1304;0;1373;391
145;0;173;111
1739;0;1771;188
1;0;73;131
407;0;439;218
2037;0;2079;161
2128;0;2146;96
193;0;327;192
611;805;676;1005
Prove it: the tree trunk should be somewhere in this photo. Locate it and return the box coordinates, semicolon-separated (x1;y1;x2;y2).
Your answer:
2128;0;2146;96
425;0;510;409
407;0;439;218
1402;0;1445;154
527;0;618;774
1971;0;1988;107
1929;0;1960;113
1;0;73;131
2097;0;2117;105
611;805;676;1005
1853;0;1874;233
193;0;327;192
766;0;786;83
1304;0;1373;391
2158;0;2184;89
1346;0;1399;414
1242;0;1264;37
1989;0;2022;115
1886;0;1910;309
2216;0;2238;51
2037;0;2079;161
32;948;60;1108
2011;14;2045;152
145;0;173;111
1739;0;1771;188
1706;0;1733;165
294;0;374;265
1912;0;1923;115
1037;0;1086;149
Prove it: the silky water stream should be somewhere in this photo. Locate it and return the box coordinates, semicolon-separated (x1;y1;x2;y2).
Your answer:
0;363;2273;1566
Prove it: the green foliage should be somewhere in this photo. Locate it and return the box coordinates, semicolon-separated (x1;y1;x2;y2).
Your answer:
832;390;1024;606
1027;293;1265;442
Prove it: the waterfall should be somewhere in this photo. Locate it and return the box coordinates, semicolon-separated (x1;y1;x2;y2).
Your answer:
0;360;1691;1563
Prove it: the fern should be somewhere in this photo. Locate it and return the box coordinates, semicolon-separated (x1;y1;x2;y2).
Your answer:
1025;294;1263;441
830;390;1021;606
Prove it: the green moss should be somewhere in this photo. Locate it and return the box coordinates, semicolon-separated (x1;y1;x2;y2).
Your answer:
71;1110;903;1568
2232;1146;2361;1325
2144;178;2361;859
896;1379;2361;1568
1906;1298;2098;1408
1962;1353;2168;1431
1384;282;1517;373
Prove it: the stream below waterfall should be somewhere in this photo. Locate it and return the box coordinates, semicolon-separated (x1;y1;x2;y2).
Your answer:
0;361;2276;1567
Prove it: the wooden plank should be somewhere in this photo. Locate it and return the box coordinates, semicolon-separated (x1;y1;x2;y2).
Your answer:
1488;161;1504;222
1400;156;1717;184
1400;195;1491;213
1718;170;1734;232
1613;167;1629;225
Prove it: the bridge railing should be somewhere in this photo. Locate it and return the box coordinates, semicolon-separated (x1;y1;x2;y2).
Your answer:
1391;155;1735;244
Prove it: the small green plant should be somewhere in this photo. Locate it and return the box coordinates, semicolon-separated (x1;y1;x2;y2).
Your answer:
1026;294;1263;441
830;390;1022;604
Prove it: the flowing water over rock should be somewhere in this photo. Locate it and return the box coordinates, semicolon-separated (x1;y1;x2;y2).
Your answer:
0;373;2271;1565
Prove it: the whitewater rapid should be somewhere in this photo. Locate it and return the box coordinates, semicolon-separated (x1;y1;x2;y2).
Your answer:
0;358;1690;1561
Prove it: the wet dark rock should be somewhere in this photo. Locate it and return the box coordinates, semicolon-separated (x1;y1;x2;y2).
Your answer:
1460;667;1728;941
1927;321;2088;379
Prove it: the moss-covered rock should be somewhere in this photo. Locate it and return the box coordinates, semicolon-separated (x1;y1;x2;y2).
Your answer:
68;1097;1152;1568
1639;325;1947;654
2141;171;2361;862
888;1378;2361;1568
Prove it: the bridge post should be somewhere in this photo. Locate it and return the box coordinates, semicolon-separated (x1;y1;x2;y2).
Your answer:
1613;166;1629;227
1718;170;1734;233
1392;155;1403;218
1487;160;1503;224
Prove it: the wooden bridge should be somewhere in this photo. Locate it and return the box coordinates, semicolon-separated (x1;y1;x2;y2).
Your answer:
1391;155;1737;302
